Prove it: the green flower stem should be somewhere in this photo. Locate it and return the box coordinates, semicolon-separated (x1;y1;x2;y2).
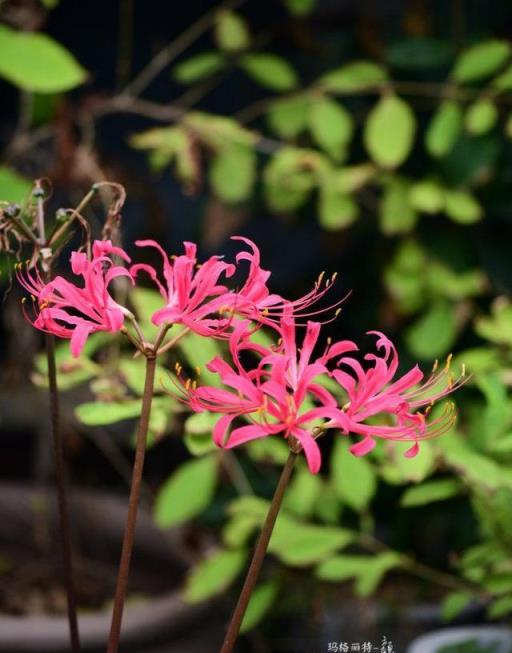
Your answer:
106;352;157;653
219;450;297;653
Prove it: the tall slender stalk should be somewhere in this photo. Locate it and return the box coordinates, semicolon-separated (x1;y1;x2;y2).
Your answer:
219;450;297;653
106;353;157;653
45;332;81;653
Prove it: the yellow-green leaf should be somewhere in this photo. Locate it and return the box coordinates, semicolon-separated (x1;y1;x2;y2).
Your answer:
401;478;463;507
154;455;218;528
0;167;31;203
240;581;278;633
452;40;511;83
267;95;310;139
319;61;387;92
173;52;225;84
309;97;353;160
215;10;250;52
380;179;418;235
444;189;483;224
331;438;376;511
240;54;298;91
0;24;86;92
209;144;256;203
425;101;463;158
184;548;246;603
364;94;416;168
465;99;498;135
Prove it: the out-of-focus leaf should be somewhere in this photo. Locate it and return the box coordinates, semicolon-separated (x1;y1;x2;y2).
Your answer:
409;180;444;214
492;64;512;90
184;412;219;455
263;147;316;212
240;54;298;91
316;552;401;597
240;581;279;633
284;0;316;15
488;595;512;619
215;10;250;52
333;164;376;193
475;298;512;347
154;455;218;528
209;144;256;203
184;548;246;603
267;95;310;138
444;189;483;224
319;61;387;92
314;483;341;524
173;52;225;84
425;101;463;158
452;40;510;83
270;516;353;566
405;301;457;360
318;186;358;230
177;330;222;386
0;24;86;92
283;463;323;518
364;94;416;168
0;167;32;203
331;439;376;511
426;262;486;300
379;178;418;235
75;400;142;425
309;97;353;160
246;438;290;465
380;441;435;485
387;38;452;70
465;99;498;135
441;592;474;621
401;479;463;507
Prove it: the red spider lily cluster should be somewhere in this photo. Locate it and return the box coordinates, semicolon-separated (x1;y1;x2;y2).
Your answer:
18;236;464;472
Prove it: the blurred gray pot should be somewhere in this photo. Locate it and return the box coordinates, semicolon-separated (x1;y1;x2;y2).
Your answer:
407;626;512;653
0;483;222;652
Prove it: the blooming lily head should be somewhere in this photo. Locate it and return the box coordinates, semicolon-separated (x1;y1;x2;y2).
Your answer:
184;317;357;473
18;240;133;357
331;331;465;457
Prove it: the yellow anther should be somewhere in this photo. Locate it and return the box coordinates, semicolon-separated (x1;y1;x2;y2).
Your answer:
317;271;325;285
335;308;342;316
432;359;439;372
331;272;338;281
185;378;191;391
445;353;453;371
21;297;26;304
461;363;466;377
195;366;201;377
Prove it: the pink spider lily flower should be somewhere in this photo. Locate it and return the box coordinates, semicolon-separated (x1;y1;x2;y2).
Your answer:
17;240;133;357
184;318;357;473
228;237;349;327
331;331;466;458
130;239;238;337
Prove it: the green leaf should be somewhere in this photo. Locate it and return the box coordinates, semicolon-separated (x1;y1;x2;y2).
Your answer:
240;54;298;91
409;180;445;214
441;592;474;621
309;97;353;160
319;61;388;92
316;552;401;597
314;483;341;524
475;298;512;346
444;189;483;224
0;167;32;203
452;40;511;83
0;24;86;92
210;144;256;203
331;439;376;512
267;95;310;139
364;94;416;168
401;479;463;507
177;330;222;386
184;548;247;603
333;164;376;193
354;552;401;597
75;400;143;425
240;581;279;633
223;513;260;548
154;455;218;528
318;186;358;231
425;101;463;158
492;64;512;90
246;437;290;465
379;440;435;485
465;99;498;135
215;10;250;52
405;301;457;360
283;463;323;518
484;573;512;594
387;38;452;70
379;179;418;235
488;595;512;619
284;0;316;15
263;148;316;212
173;52;225;84
270;516;354;566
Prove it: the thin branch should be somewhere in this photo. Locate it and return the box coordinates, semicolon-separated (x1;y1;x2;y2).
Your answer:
119;0;246;98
